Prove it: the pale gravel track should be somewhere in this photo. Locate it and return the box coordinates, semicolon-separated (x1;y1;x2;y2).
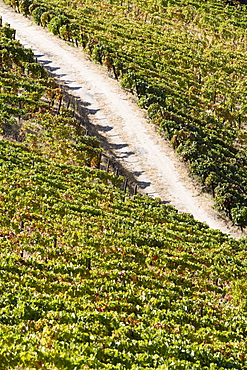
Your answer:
0;1;242;238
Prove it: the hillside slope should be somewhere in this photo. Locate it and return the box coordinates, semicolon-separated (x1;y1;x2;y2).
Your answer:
1;19;247;370
1;137;247;369
0;0;243;237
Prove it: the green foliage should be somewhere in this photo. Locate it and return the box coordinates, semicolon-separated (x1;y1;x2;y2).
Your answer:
232;207;247;230
48;15;69;36
19;0;32;15
0;22;101;168
40;11;52;27
9;0;247;223
31;6;48;25
2;6;247;370
1;138;247;369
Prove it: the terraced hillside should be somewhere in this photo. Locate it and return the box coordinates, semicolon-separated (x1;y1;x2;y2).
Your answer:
1;21;247;369
5;0;247;228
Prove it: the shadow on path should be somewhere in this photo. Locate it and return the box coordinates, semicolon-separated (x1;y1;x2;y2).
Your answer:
43;67;158;197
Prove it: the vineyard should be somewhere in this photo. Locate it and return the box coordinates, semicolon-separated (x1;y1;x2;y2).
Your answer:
4;0;247;228
1;17;247;369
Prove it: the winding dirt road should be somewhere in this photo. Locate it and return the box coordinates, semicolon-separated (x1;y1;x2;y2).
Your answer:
0;1;242;237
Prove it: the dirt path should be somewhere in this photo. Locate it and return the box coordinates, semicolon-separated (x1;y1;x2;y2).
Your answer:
0;1;242;238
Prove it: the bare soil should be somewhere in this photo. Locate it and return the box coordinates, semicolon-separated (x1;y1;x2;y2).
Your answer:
0;1;244;238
